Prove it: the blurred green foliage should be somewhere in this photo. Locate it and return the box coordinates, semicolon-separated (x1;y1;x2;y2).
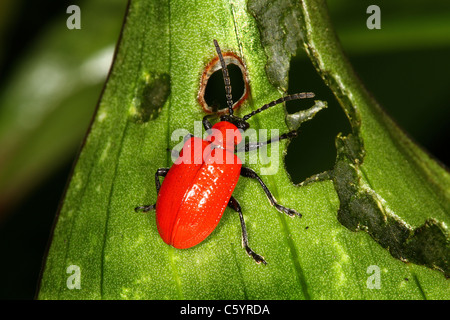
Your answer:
0;0;127;299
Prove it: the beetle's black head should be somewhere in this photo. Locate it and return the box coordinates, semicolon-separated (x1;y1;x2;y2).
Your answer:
220;114;250;131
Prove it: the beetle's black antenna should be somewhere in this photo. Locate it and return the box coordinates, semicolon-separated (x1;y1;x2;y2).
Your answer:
213;39;234;116
242;92;315;121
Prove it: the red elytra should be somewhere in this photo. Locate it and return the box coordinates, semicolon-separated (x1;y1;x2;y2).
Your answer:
157;125;242;249
135;40;315;264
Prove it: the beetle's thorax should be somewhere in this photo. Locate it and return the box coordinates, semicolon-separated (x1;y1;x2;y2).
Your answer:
207;121;242;150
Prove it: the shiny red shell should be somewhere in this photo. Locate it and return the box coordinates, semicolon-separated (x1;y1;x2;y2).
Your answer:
155;122;242;249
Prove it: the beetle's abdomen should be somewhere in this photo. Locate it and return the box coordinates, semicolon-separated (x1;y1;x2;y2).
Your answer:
171;150;241;248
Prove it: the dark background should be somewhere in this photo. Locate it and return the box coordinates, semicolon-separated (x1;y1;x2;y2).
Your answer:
0;0;449;299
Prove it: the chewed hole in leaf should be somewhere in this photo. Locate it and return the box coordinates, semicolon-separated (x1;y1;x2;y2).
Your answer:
285;56;351;184
198;52;249;114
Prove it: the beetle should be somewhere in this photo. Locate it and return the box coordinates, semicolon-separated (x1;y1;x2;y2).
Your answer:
135;40;315;264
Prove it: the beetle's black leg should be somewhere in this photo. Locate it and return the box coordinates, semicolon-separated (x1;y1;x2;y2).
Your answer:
202;115;215;132
183;133;194;142
154;168;169;193
237;130;297;152
135;168;169;212
167;133;194;160
240;167;302;218
135;204;155;212
167;147;180;160
228;196;267;265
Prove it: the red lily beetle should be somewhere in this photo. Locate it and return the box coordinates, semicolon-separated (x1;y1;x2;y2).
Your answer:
136;40;315;264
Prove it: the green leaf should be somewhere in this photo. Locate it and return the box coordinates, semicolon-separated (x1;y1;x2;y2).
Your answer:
38;0;449;300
